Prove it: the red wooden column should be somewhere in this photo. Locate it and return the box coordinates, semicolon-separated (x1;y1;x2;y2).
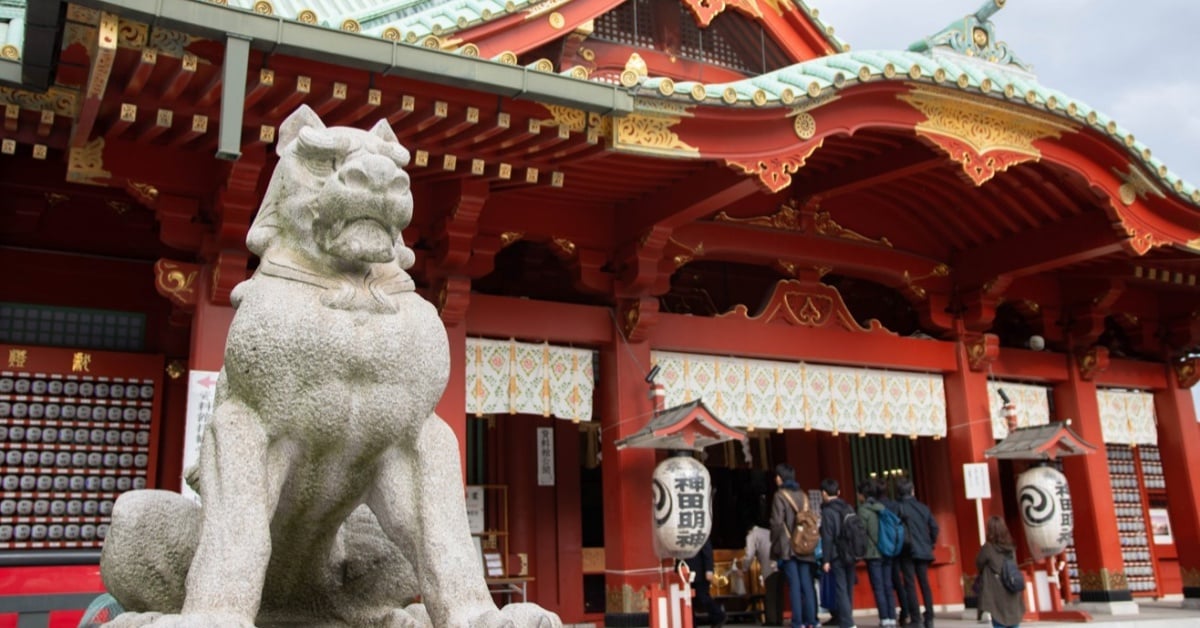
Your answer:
436;319;469;467
1053;348;1134;611
941;333;1004;602
1153;362;1200;606
598;339;659;626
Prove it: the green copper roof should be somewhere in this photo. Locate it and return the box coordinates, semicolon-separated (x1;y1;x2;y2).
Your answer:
909;0;1029;71
640;47;1198;205
793;0;849;54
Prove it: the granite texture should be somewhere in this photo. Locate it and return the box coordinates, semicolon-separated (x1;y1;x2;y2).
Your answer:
100;105;561;628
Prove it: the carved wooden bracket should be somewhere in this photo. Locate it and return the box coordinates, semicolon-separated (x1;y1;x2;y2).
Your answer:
618;296;660;343
963;332;1000;372
1174;358;1200;389
153;258;202;325
959;288;1004;333
615;225;673;298
719;274;894;335
435;275;472;327
1064;279;1126;348
210;251;249;307
433;179;489;272
726;140;823;193
1076;346;1111;381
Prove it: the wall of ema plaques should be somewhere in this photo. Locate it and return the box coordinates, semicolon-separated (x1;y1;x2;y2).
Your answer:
0;344;162;551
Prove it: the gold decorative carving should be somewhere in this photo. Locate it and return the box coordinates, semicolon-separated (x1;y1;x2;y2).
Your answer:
620;53;648;87
1182;567;1200;589
898;87;1076;186
612;113;699;157
117;18;148;49
64;23;95;50
253;1;274;14
668;237;704;268
154;259;200;308
128;182;159;204
814;210;892;247
525;0;570;19
793;112;816;139
726;141;824;193
1113;164;1163;206
1078;568;1128;592
500;232;524;247
87;13;119;102
45;193;70;207
107;201;132;215
721;279;892;334
66;5;101;23
551;237;576;257
903;264;950;299
165;360;185;380
606;583;650;614
548;12;565;28
297;9;318;24
341;19;361;33
1;45;18;60
715;201;803;230
67;137;111;185
0;87;79;118
147;28;194;58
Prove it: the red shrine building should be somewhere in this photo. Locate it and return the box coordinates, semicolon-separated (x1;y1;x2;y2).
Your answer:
2;0;1200;625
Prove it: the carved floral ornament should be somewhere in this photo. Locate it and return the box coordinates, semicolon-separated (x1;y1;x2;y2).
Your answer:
720;278;892;335
726;140;823;193
713;199;893;248
898;87;1076;186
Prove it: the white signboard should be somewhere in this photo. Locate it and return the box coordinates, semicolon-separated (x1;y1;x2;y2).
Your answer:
181;369;220;502
465;485;485;534
537;427;555;486
963;462;992;500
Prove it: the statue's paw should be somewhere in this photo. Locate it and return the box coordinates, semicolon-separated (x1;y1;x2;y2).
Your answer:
105;612;255;628
497;604;563;628
103;611;163;627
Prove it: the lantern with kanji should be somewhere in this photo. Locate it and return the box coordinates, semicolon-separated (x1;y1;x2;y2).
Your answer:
1017;464;1074;560
615;398;746;560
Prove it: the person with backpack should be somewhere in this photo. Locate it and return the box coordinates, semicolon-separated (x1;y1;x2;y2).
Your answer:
819;478;858;628
858;478;900;627
976;516;1025;627
894;478;938;628
770;463;818;628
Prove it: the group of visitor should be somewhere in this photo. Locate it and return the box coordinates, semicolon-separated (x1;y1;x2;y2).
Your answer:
718;463;1024;628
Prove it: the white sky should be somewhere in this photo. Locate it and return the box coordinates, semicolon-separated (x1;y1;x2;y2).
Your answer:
807;0;1200;186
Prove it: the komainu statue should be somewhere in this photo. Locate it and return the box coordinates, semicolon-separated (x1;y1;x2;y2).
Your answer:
99;105;562;628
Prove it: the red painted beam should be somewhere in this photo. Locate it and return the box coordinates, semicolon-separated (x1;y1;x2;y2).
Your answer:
466;294;613;346
618;166;763;237
952;211;1128;288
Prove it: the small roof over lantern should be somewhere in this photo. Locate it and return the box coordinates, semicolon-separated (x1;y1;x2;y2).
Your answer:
615;399;747;451
984;420;1098;461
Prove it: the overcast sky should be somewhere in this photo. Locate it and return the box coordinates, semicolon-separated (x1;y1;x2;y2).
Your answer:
807;0;1200;187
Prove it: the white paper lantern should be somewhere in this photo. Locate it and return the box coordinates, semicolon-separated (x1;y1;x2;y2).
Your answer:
651;454;711;559
1017;465;1073;560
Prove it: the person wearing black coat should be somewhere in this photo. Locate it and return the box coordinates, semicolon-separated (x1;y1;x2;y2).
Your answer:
976;516;1025;627
893;478;939;628
818;478;856;628
685;536;728;627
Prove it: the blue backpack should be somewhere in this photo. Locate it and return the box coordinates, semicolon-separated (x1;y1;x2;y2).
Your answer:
875;507;905;557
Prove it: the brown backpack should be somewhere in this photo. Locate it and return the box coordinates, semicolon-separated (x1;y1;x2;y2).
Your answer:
781;491;821;556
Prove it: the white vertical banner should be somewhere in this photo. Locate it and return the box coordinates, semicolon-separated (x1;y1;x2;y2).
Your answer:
465;485;485;534
182;370;220;502
963;462;992;499
536;427;555;486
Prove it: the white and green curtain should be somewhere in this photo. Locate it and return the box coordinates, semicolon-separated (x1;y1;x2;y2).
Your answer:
466;338;594;421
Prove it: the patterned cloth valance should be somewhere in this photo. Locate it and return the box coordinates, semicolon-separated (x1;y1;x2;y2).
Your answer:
1097;389;1157;445
651;351;946;437
987;381;1052;440
466;338;595;422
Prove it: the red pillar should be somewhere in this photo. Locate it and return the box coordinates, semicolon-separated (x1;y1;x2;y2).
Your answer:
436;321;468;469
1152;370;1200;605
940;337;1004;602
187;266;234;372
1053;357;1132;608
599;340;659;626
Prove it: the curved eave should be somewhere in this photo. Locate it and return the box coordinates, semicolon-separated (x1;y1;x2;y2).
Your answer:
753;0;844;62
637;49;1200;210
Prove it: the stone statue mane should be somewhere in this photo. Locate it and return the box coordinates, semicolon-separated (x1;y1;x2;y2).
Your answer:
99;105;562;628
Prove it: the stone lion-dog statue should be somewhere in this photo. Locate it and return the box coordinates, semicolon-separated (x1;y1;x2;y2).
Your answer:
99;105;562;628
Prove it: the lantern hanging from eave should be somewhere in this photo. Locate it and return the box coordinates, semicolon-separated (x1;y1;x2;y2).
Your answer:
1017;464;1074;560
651;452;712;559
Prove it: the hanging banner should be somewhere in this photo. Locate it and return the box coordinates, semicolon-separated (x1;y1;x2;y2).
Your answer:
536;427;555;486
963;462;991;500
181;369;219;502
1017;466;1073;559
